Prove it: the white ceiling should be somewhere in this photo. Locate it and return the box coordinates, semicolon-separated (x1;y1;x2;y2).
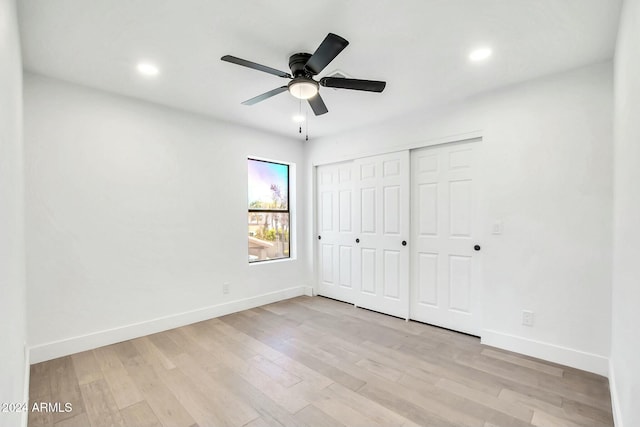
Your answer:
18;0;621;139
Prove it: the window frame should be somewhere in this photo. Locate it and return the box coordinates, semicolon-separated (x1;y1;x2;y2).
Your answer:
247;158;291;263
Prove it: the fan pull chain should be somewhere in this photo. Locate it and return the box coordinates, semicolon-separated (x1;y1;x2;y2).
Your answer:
305;109;309;141
299;98;302;134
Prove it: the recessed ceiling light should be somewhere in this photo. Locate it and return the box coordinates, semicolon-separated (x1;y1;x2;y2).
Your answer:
137;62;160;77
469;47;492;62
292;114;305;123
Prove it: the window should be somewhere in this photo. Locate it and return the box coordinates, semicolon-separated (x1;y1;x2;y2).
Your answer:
248;158;290;263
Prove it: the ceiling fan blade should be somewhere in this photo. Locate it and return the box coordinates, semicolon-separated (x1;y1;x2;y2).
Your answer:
241;86;289;105
320;77;386;92
305;33;349;75
308;94;328;116
221;55;292;79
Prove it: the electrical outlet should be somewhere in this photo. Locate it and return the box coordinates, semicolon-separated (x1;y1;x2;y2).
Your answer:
223;282;230;295
522;310;534;327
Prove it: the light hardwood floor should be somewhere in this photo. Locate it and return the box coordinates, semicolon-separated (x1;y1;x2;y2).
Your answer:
28;296;614;427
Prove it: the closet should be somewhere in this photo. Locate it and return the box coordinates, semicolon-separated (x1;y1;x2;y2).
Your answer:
316;140;481;335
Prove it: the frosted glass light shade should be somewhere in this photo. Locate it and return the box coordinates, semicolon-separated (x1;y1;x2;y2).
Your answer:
289;81;318;99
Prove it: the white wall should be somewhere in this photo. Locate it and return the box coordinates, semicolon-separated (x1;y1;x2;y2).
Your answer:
24;74;310;362
306;62;613;375
0;0;27;426
611;0;640;425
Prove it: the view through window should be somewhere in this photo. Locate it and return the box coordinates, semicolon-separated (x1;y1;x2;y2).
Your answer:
248;159;290;263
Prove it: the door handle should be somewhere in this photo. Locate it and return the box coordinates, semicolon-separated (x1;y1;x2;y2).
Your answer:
318;235;321;240
355;238;360;244
474;244;481;251
402;241;407;246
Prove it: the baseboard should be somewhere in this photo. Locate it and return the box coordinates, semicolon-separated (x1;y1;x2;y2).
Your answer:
29;286;307;364
481;329;609;376
609;359;623;427
303;285;314;296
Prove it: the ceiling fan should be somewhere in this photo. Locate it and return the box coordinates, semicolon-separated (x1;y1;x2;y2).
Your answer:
221;33;386;116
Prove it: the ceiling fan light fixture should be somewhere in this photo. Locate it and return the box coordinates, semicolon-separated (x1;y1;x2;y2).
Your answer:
288;79;319;100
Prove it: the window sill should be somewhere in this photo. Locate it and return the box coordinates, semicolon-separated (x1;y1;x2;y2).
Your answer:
249;257;295;266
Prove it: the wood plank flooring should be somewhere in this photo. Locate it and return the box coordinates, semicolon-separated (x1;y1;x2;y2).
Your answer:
28;296;614;427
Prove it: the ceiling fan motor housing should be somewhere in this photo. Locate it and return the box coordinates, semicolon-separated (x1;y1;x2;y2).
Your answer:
289;52;314;77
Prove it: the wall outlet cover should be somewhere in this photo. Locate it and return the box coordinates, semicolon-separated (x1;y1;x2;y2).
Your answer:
522;310;534;326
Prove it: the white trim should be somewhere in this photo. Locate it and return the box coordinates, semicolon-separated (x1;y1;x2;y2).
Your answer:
311;131;483;166
609;359;624;427
311;162;319;297
22;342;30;427
248;257;294;266
481;329;609;376
248;155;294;166
303;286;314;297
29;286;307;364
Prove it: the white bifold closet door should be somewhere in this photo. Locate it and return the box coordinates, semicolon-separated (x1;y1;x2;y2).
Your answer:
410;141;481;335
352;151;410;319
317;161;356;303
